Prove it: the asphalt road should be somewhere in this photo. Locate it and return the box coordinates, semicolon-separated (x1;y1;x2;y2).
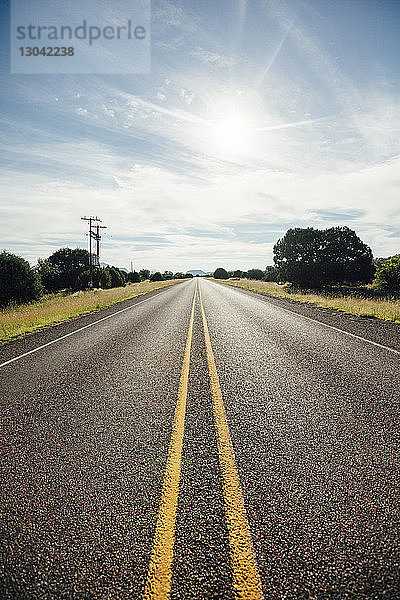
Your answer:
1;278;399;600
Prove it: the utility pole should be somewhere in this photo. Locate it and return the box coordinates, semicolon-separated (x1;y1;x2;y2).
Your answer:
95;223;107;265
81;216;103;289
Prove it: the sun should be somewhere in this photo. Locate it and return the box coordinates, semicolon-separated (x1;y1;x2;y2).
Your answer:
215;115;248;149
210;111;255;158
193;92;262;160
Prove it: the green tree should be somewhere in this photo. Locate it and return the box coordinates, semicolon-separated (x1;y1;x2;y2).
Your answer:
106;266;126;288
233;269;243;278
273;227;374;288
36;258;59;292
128;271;141;283
163;270;173;280
173;272;185;279
77;268;111;290
214;267;229;279
150;271;163;281
373;255;400;292
264;266;280;282
47;247;90;290
0;251;43;306
139;269;150;280
247;268;264;280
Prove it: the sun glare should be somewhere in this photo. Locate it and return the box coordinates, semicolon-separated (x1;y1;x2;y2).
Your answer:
215;116;247;147
194;91;265;161
212;112;254;156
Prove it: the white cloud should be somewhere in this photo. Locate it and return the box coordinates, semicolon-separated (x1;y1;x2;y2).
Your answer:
190;47;236;68
1;146;399;270
2;0;399;272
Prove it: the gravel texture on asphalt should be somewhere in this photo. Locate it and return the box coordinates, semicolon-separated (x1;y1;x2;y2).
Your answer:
1;278;399;599
0;285;183;364
219;281;400;353
1;282;193;599
171;303;234;600
202;279;400;600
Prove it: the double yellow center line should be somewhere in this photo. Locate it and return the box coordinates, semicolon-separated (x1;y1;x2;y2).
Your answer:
143;291;196;600
143;283;264;600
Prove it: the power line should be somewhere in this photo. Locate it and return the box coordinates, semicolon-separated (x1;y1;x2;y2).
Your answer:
81;216;107;288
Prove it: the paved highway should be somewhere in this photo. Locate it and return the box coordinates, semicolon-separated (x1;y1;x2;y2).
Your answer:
1;278;399;599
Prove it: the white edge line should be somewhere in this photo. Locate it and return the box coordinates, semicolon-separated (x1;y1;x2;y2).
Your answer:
209;280;400;356
0;286;176;369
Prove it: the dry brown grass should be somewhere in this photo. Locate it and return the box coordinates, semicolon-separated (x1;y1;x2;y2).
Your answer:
0;280;183;343
217;278;400;323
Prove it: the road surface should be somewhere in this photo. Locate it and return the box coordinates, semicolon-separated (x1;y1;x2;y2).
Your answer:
1;278;399;599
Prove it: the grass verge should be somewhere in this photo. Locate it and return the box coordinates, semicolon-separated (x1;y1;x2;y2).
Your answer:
215;278;400;324
0;280;183;343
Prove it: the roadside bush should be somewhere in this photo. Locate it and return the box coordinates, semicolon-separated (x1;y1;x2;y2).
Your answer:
264;266;280;282
106;266;126;288
373;256;400;293
150;271;163;281
127;271;141;283
77;268;112;290
47;247;90;290
214;267;229;279
0;250;43;306
139;269;150;280
36;258;60;292
247;268;264;280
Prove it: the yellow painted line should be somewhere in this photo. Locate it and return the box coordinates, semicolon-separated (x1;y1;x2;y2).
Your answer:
199;285;264;600
143;289;196;600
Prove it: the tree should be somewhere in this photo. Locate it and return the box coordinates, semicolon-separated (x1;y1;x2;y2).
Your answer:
173;272;185;279
163;270;173;280
0;251;43;306
264;266;280;282
77;268;111;290
214;267;229;279
373;255;400;293
47;247;90;290
150;271;163;281
233;269;243;278
36;258;59;292
273;227;374;288
128;271;141;283
247;268;264;280
139;269;150;280
106;266;126;288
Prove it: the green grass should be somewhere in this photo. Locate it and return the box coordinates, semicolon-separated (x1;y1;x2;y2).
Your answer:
216;278;400;324
0;279;184;343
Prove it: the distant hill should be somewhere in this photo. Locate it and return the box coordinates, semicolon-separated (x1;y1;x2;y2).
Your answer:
186;269;211;276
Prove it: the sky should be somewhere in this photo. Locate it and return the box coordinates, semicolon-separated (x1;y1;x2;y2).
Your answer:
1;0;400;273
